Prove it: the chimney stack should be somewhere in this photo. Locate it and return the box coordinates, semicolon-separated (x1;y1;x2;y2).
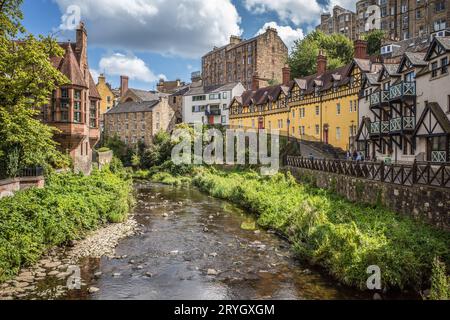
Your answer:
98;73;106;84
282;65;291;86
120;75;129;97
354;39;368;59
317;50;327;75
252;73;260;91
75;22;88;71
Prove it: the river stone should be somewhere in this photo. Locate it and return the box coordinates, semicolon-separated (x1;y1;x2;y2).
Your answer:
88;287;100;294
162;213;169;218
207;269;219;276
373;293;382;300
145;272;153;278
112;273;121;277
14;282;30;288
48;271;59;276
94;272;102;278
44;261;61;269
209;253;218;258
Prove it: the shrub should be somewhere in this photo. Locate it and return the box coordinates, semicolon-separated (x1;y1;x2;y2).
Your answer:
192;169;450;290
429;257;450;300
0;169;133;282
97;147;110;153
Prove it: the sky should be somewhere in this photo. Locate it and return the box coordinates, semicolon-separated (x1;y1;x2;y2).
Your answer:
20;0;355;90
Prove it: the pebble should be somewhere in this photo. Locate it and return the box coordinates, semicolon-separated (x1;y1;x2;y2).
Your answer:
88;287;100;294
209;253;218;258
145;272;153;278
207;269;219;276
112;273;121;278
94;272;103;278
162;213;169;218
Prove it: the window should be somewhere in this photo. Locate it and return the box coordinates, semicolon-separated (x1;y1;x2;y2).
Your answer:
441;57;448;74
192;105;206;113
89;101;97;128
74;101;81;123
107;96;111;103
221;116;226;124
299;126;305;135
209;93;221;100
337;103;341;115
435;2;445;12
431;62;439;77
315;106;320;116
315;125;320;135
192;95;206;101
61;89;69;99
405;71;416;82
156;112;161;130
251;119;255;128
336;127;342;140
350;101;353;113
292;110;295;118
434;19;446;31
278;119;283;129
74;90;81;100
222;92;227;99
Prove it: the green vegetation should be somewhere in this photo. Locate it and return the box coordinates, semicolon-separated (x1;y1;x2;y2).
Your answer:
288;30;354;78
97;147;111;153
429;257;450;300
0;167;133;282
188;168;450;291
0;0;70;177
363;30;386;56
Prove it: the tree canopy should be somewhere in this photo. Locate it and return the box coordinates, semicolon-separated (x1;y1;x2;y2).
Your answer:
363;29;386;56
0;0;69;176
288;30;354;78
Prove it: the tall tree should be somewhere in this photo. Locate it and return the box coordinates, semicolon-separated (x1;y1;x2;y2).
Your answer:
364;30;386;56
0;0;69;176
288;30;354;78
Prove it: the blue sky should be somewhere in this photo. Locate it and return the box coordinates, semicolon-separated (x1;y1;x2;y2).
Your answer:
20;0;351;90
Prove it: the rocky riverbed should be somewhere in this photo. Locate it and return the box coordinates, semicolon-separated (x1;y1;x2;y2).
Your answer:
0;216;139;300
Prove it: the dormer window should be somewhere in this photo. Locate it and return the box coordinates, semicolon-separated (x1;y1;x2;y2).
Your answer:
314;86;320;97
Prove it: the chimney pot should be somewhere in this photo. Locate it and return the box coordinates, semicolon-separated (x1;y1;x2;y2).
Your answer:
120;75;129;97
317;51;327;75
282;65;291;86
354;39;368;59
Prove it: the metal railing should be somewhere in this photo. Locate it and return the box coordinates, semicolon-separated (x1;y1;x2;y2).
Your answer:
286;156;450;188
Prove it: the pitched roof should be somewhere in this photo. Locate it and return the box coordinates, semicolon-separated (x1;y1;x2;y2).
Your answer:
185;82;240;96
89;73;101;99
413;102;450;136
52;43;87;88
106;100;160;114
128;89;167;102
404;52;427;66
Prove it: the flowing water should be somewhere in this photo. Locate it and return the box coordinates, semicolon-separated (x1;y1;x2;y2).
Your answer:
63;182;373;300
30;182;416;300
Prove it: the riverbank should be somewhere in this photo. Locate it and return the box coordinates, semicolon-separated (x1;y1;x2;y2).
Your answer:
0;215;138;300
0;168;134;285
146;167;450;293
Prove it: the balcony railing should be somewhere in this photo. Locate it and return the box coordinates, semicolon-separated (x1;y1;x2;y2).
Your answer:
431;151;447;163
370;121;380;135
403;116;416;130
389;81;416;101
381;121;390;134
369;90;390;107
205;109;221;116
390;118;402;132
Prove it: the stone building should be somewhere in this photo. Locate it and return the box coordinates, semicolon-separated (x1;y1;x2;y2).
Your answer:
355;0;450;41
229;41;373;151
44;23;100;175
316;5;358;40
201;27;288;89
104;77;175;146
156;78;186;94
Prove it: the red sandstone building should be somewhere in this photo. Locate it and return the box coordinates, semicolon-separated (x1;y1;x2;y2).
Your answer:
43;23;101;174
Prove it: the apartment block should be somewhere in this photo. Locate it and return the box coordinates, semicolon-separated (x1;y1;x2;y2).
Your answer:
201;28;288;90
316;6;358;40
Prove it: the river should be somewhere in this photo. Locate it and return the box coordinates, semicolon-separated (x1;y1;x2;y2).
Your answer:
55;182;379;300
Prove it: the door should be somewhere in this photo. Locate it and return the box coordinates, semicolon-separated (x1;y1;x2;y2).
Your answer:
258;117;264;130
208;116;215;125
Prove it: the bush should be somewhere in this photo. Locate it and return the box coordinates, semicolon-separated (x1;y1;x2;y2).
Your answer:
192;169;450;290
97;147;110;153
0;168;133;282
429;257;450;300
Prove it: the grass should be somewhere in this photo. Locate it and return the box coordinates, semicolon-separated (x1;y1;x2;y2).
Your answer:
189;168;450;291
0;167;133;282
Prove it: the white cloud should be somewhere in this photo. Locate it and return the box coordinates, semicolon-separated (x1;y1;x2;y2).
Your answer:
54;0;242;59
244;0;322;26
255;22;304;52
244;0;356;28
97;53;164;83
89;68;100;81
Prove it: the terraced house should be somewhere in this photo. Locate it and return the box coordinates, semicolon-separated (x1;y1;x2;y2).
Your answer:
230;40;373;151
357;36;450;163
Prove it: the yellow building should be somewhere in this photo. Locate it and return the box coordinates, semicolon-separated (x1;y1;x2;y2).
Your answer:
230;42;372;151
96;74;119;121
289;58;362;150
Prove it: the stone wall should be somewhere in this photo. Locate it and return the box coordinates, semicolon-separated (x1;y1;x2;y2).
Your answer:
285;166;450;231
96;150;113;169
0;177;45;199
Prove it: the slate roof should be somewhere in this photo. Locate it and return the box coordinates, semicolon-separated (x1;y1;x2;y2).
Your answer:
51;43;87;88
128;89;167;102
106;100;160;114
185;82;241;96
89;73;101;99
404;52;428;66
